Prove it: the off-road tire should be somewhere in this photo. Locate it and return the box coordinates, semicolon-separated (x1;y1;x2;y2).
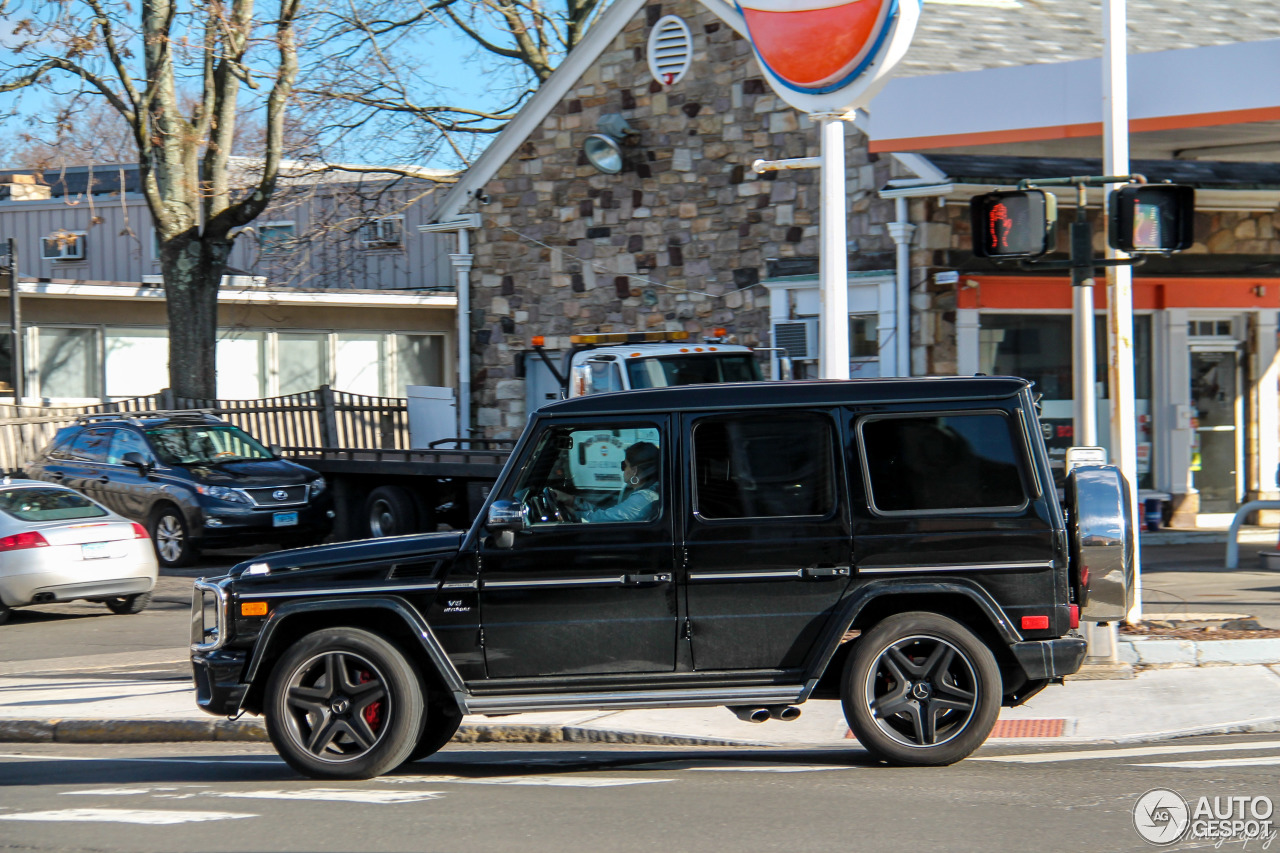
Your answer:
843;611;1001;766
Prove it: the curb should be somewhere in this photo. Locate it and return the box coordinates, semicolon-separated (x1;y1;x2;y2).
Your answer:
1119;638;1280;667
0;719;752;748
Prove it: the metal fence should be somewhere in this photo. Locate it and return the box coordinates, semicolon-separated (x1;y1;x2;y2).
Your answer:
0;386;409;473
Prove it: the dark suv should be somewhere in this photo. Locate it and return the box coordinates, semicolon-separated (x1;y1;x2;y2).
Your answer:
190;378;1133;779
29;412;333;567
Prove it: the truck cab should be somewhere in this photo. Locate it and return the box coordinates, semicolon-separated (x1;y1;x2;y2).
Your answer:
531;331;767;399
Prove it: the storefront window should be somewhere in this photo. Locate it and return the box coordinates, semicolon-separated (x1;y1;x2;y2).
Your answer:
980;313;1153;489
278;333;328;396
217;331;267;399
394;334;445;389
336;333;384;396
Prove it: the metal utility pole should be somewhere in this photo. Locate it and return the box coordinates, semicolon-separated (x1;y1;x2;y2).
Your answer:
1103;0;1142;624
5;237;21;400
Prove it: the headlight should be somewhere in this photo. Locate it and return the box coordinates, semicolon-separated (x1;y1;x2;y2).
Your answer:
310;476;327;497
195;484;250;504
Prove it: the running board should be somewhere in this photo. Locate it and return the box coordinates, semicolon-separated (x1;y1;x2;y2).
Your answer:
459;684;811;716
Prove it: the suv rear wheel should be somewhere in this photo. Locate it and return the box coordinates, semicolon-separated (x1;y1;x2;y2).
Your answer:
842;611;1001;766
265;628;424;780
149;507;196;568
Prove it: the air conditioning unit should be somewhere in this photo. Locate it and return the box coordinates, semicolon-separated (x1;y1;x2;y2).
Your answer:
361;218;403;248
772;318;819;360
42;231;86;261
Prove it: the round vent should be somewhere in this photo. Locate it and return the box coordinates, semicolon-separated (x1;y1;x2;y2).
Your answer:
647;16;692;87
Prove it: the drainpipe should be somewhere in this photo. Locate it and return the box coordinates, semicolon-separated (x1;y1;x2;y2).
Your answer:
419;214;482;441
886;197;916;377
449;241;473;440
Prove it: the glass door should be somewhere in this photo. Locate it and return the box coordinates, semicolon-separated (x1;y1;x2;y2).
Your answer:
1190;349;1242;512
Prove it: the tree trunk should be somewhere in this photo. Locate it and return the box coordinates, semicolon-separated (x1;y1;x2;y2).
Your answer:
161;235;232;400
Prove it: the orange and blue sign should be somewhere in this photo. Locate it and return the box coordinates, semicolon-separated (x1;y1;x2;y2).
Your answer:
733;0;921;113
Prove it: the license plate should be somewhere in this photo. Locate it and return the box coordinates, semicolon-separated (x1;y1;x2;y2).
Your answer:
82;541;127;560
273;511;299;527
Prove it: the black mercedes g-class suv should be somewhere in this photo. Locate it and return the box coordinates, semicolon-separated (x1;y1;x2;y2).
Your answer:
191;378;1133;779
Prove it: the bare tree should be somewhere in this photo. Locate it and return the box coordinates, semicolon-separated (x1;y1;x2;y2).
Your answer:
0;0;432;398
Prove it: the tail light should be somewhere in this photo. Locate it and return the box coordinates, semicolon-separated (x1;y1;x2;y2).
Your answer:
0;531;50;551
130;522;149;540
1069;604;1080;629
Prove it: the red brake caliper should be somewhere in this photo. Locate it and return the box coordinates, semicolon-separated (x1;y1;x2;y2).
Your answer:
357;670;383;730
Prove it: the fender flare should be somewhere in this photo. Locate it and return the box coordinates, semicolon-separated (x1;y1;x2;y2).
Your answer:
242;596;467;699
805;578;1023;685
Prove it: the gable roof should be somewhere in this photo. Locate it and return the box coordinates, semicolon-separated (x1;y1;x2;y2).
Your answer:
431;0;1280;222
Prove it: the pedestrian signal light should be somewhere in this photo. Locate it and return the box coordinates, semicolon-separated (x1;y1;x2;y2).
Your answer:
970;190;1058;260
1108;184;1195;253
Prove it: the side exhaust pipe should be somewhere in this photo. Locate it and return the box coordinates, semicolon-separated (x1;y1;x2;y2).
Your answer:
727;706;772;724
767;705;802;722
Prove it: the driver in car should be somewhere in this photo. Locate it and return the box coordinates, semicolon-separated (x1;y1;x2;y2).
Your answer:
556;441;660;523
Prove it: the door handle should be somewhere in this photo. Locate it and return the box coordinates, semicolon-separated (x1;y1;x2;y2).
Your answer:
96;476;110;484
624;573;672;585
48;472;64;481
802;566;851;580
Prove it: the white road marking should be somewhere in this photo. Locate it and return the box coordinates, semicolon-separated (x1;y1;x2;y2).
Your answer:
383;774;672;787
974;739;1280;764
0;808;255;825
1133;756;1280;769
214;789;445;804
0;752;280;766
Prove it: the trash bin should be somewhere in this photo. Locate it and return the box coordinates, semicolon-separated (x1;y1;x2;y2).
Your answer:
1143;497;1162;532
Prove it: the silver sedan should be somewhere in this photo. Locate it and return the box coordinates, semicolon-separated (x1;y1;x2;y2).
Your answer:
0;478;158;625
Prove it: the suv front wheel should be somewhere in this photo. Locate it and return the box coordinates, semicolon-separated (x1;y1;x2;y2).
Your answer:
265;628;425;780
842;611;1001;766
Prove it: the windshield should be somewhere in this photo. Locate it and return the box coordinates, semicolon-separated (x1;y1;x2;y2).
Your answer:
625;354;762;389
145;425;275;465
0;487;108;521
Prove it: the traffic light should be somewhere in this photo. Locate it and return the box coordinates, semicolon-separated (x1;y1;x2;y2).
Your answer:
969;190;1058;260
1108;184;1195;253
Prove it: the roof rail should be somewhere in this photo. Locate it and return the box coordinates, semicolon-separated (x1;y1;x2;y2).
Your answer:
74;409;220;426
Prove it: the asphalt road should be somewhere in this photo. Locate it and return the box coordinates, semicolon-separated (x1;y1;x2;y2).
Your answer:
2;736;1279;852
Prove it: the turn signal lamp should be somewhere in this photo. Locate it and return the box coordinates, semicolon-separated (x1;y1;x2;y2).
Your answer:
0;531;49;551
240;601;268;617
970;189;1058;260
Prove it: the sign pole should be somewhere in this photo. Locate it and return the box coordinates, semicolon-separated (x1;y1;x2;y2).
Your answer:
1102;0;1141;625
817;114;850;380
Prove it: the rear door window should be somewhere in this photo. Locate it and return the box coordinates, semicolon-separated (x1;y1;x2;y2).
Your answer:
67;429;113;463
858;412;1027;514
692;412;836;519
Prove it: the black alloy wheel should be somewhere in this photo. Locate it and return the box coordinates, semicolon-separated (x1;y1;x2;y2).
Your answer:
265;628;424;779
364;486;418;538
842;612;1001;766
149;507;196;568
104;591;153;615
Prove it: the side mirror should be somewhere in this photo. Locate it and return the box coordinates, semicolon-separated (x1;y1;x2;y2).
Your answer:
486;500;526;549
122;451;152;473
269;444;283;458
777;356;794;382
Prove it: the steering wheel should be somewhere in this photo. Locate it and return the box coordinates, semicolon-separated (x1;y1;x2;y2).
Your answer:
538;486;578;523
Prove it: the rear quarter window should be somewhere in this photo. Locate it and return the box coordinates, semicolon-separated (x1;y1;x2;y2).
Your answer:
0;488;109;521
858;411;1027;514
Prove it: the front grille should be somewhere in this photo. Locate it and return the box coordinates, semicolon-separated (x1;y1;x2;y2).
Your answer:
243;485;308;507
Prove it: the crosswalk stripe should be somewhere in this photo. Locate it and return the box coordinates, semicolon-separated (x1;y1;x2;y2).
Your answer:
1133;756;1280;769
214;789;444;803
381;775;672;787
0;808;255;825
974;739;1280;764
